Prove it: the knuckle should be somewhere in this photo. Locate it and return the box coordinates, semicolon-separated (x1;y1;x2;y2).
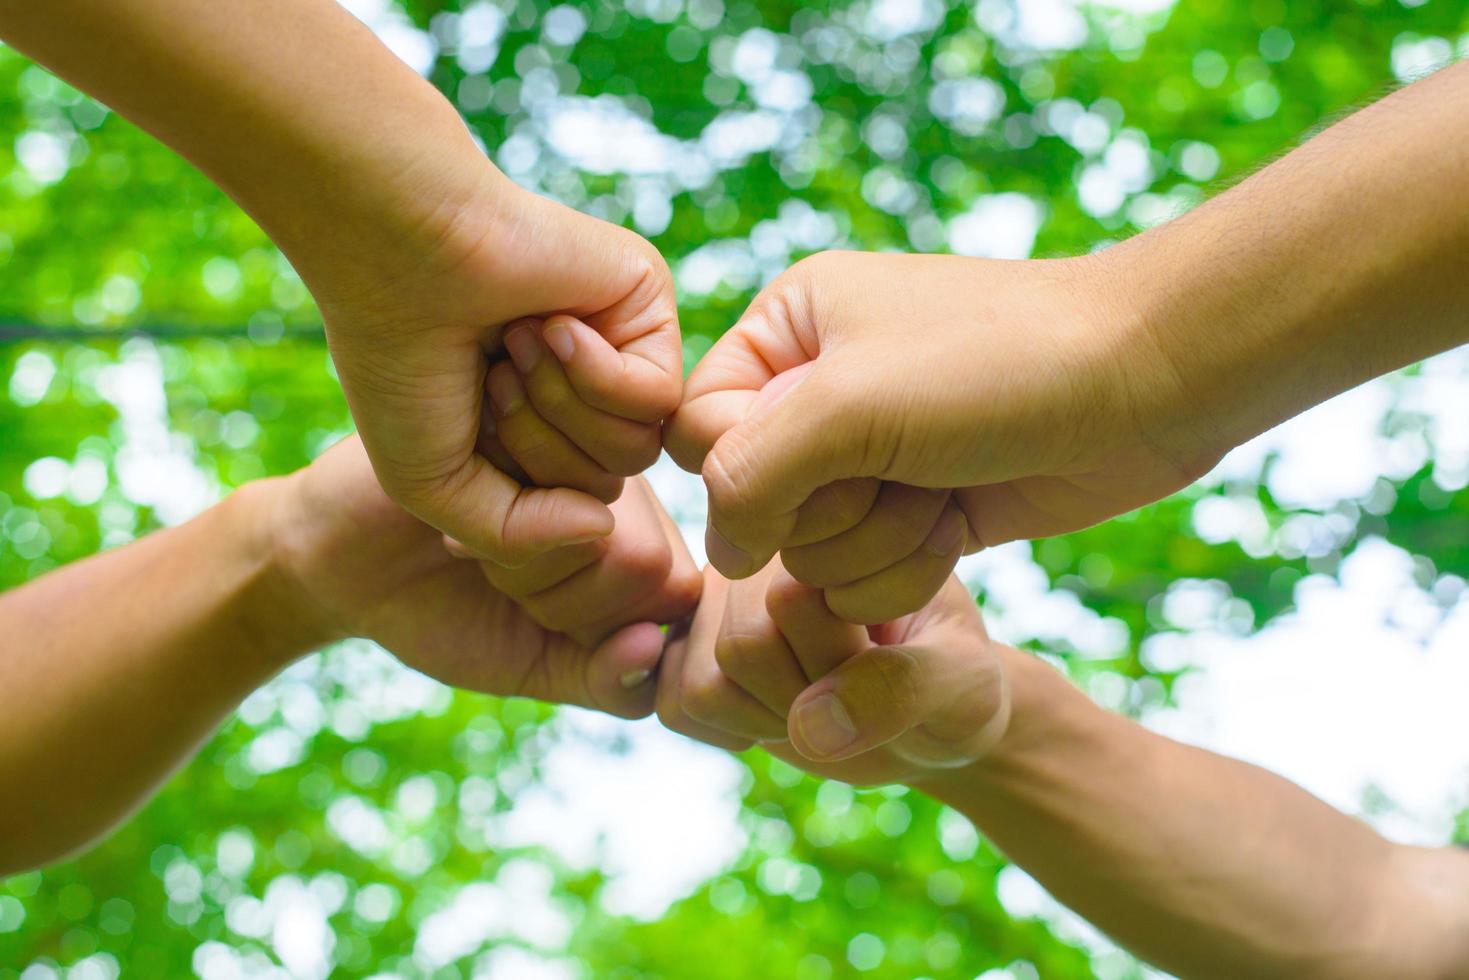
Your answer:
712;629;770;683
680;672;736;726
616;536;674;591
818;479;880;532
527;377;577;419
702;435;761;519
665;566;705;617
880;497;947;549
497;417;558;465
788;249;839;283
609;430;663;475
765;573;821;621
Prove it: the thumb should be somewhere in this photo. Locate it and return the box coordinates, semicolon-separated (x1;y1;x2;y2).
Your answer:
404;454;614;568
786;626;1009;766
700;362;867;579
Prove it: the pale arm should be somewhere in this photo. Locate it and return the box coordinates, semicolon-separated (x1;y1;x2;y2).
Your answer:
923;651;1469;980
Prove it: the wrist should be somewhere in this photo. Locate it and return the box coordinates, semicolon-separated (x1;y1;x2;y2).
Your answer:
1066;246;1238;480
226;478;346;664
279;132;521;310
912;646;1102;808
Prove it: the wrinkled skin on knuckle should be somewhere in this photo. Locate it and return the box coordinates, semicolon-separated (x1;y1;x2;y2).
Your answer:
701;436;761;524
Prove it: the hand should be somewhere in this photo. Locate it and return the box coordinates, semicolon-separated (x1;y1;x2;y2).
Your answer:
666;250;1213;619
267;437;701;717
655;559;1010;786
311;163;682;567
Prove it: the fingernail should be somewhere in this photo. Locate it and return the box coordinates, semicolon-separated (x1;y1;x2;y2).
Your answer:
443;536;474;559
795;694;858;757
561;527;613;546
487;368;525;416
705;525;753;578
543;321;576;362
505;326;543;373
925;508;967;557
619;668;652;689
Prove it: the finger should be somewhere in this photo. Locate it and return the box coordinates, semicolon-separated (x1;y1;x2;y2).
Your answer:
713;573;810;717
655;590;757;753
476;538;607;598
786;478;882;547
474;399;531;485
782;483;950;587
540;620;666;719
700;362;866;580
634;477;705;624
822;504;969;625
679;642;789;741
510;478;701;647
337;338;612;565
763;569;870;682
488;362;625;503
676;570;789;741
408;454;614;568
665;299;817;472
545;313;682;423
507;319;664;475
516;512;674;637
786;622;1007;764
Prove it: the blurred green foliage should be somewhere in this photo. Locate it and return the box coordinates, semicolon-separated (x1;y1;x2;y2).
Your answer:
3;1;1469;977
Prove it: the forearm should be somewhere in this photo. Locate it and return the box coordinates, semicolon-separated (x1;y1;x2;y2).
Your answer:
1103;61;1469;464
0;481;330;873
921;651;1469;979
0;0;493;292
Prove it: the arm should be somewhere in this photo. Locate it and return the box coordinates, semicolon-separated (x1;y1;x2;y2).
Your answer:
922;652;1469;980
658;567;1469;979
0;438;699;876
0;0;682;563
669;63;1469;614
0;485;325;874
1106;59;1469;467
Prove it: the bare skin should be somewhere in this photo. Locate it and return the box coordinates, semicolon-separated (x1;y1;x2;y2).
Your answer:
0;0;684;564
658;563;1469;979
0;438;699;875
670;62;1469;620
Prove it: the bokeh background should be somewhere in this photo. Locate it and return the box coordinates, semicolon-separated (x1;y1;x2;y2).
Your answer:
3;0;1469;977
